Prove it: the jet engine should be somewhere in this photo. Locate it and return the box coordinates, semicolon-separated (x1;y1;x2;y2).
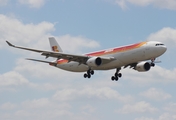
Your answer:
86;57;102;67
135;62;151;72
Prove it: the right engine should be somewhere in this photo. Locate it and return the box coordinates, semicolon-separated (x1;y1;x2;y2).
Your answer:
134;62;151;72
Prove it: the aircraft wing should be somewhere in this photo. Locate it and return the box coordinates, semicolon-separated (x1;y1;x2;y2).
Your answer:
6;41;115;64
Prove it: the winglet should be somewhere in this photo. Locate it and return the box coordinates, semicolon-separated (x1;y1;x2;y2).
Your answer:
6;41;15;47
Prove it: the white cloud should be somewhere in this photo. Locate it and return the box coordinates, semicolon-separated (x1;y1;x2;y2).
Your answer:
127;0;153;6
55;35;100;54
164;102;176;113
123;65;176;85
0;98;100;120
0;13;99;66
22;98;50;109
140;88;172;101
0;71;29;86
21;98;71;110
0;102;16;110
14;58;85;87
18;0;46;8
80;104;96;115
14;110;31;119
0;0;8;6
0;14;99;53
0;98;72;120
117;101;158;114
150;0;176;10
135;117;155;120
113;0;176;10
53;87;134;103
158;113;176;120
0;14;54;49
114;0;127;9
148;27;176;48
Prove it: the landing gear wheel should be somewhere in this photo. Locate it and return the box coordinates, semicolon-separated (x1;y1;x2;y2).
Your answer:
115;77;118;81
87;74;91;78
111;76;115;81
87;70;94;75
118;73;122;78
90;70;94;75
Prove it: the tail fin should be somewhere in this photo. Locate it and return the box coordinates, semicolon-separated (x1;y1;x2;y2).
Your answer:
49;37;63;52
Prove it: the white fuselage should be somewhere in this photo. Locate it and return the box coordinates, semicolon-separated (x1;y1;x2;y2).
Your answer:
55;41;167;72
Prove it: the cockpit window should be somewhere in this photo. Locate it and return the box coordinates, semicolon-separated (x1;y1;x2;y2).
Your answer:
155;44;164;46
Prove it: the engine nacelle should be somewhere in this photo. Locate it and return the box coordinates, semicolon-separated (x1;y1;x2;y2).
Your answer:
135;62;151;72
86;57;102;67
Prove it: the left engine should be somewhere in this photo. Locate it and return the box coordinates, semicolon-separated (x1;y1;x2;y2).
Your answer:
134;62;151;72
86;57;102;67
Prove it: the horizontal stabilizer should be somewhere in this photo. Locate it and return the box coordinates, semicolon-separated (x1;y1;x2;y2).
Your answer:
26;58;57;66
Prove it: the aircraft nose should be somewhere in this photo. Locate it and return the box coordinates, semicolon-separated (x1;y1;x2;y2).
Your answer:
162;46;167;53
160;46;167;54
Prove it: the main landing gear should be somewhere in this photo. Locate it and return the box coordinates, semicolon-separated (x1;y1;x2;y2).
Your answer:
84;69;94;78
83;68;122;81
111;68;122;81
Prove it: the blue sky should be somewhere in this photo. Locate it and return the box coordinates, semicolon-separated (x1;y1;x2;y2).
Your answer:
0;0;176;120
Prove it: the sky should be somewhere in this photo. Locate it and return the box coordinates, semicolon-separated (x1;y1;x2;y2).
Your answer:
0;0;176;120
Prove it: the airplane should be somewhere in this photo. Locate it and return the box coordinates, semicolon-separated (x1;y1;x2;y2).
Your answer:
6;37;167;81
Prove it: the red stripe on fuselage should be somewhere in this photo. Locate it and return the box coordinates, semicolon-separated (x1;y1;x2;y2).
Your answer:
57;42;147;64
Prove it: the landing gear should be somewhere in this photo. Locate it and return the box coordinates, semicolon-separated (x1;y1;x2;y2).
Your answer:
151;62;155;67
111;76;118;81
151;58;155;67
83;68;123;81
84;69;94;79
111;68;122;81
84;73;90;78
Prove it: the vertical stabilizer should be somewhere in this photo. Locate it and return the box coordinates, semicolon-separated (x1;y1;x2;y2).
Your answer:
49;37;63;52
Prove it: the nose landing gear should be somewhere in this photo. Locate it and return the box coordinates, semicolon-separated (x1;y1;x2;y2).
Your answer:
151;62;155;67
151;58;156;67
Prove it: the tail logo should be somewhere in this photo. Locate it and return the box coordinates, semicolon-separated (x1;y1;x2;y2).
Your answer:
52;46;59;52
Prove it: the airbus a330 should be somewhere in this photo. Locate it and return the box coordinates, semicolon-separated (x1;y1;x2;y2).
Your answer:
6;37;167;81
